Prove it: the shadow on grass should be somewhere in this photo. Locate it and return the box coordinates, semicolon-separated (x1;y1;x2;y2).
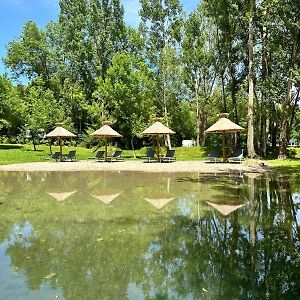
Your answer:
0;144;23;150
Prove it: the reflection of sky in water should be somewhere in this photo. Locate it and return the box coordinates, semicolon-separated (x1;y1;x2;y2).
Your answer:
0;235;64;300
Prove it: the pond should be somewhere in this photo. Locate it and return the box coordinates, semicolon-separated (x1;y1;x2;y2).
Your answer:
0;171;299;300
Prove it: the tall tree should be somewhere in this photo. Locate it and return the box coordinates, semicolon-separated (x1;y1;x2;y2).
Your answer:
59;0;126;94
182;4;217;146
247;0;257;158
4;21;53;87
139;0;183;148
94;52;157;148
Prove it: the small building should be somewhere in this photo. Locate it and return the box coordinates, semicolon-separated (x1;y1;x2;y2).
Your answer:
182;140;195;147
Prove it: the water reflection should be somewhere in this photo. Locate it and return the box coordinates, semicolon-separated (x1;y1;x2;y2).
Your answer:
0;171;299;299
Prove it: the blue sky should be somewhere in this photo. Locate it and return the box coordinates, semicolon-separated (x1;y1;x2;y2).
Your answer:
0;0;199;75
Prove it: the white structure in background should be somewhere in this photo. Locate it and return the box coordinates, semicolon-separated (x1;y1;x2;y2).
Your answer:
182;140;196;147
289;139;299;147
26;129;46;139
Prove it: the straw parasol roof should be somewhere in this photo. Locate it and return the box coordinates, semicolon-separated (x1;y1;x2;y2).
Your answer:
207;201;244;216
46;125;76;161
90;192;121;204
47;191;77;202
91;124;122;138
142;121;175;135
46;126;76;138
141;119;175;160
90;121;122;159
205;114;244;134
144;197;175;209
205;113;244;162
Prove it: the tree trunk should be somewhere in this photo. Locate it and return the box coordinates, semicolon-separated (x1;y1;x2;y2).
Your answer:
278;31;299;159
131;136;136;159
228;49;238;125
260;12;267;157
195;76;200;146
162;48;171;150
247;0;257;158
199;113;207;146
32;138;37;151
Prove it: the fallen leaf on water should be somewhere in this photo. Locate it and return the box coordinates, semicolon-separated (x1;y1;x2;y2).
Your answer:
202;288;208;292
97;238;104;242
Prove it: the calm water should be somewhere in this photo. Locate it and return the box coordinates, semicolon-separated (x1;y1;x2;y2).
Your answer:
0;171;299;300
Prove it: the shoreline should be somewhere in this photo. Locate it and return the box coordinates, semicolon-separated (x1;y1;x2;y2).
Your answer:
0;160;268;173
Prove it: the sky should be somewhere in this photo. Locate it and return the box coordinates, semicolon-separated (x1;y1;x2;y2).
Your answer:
0;0;199;75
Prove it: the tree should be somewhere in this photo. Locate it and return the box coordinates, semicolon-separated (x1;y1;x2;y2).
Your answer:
139;0;184;148
0;75;26;136
182;4;217;146
94;52;157;148
59;0;126;95
4;21;59;89
23;80;63;150
247;0;257;158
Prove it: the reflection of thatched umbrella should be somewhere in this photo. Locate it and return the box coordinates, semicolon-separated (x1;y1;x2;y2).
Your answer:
47;191;77;202
144;197;175;209
90;121;122;159
207;201;244;216
141;118;175;160
46;126;76;161
205;113;244;162
90;192;121;204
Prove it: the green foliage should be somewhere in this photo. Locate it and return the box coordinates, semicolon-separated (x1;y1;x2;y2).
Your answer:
94;52;157;147
0;0;299;159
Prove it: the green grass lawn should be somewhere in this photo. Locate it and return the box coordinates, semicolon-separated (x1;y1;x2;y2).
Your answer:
0;144;207;165
0;144;299;175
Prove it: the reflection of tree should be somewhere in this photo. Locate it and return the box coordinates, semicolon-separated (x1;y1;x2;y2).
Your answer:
139;175;300;299
0;172;299;299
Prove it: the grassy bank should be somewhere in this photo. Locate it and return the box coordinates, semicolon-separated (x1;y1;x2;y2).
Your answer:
0;144;207;165
0;144;299;175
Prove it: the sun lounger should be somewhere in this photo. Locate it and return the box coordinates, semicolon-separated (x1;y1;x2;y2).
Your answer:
63;150;78;162
106;150;124;162
88;150;105;161
228;149;244;164
52;152;60;161
160;149;176;163
48;151;60;162
205;149;221;163
141;149;156;163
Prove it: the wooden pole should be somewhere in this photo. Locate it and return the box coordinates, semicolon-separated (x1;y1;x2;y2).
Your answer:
157;134;160;161
105;137;108;159
59;138;63;161
222;131;226;162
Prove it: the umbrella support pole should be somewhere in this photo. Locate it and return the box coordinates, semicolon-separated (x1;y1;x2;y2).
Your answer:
59;138;63;162
105;138;108;160
222;132;226;162
157;134;160;162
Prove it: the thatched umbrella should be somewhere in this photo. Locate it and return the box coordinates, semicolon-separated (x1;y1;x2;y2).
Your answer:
205;113;244;162
207;201;244;216
47;191;77;202
90;121;122;159
90;192;121;204
46;125;76;161
141;118;175;160
144;197;175;209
